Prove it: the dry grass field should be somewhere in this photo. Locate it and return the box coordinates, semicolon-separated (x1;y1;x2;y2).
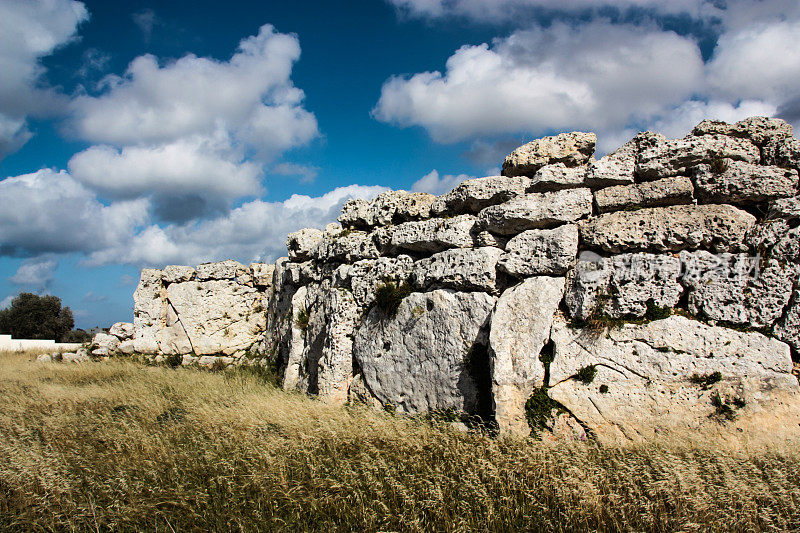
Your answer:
1;349;799;532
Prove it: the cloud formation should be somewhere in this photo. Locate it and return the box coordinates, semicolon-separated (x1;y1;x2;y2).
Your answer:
67;24;319;221
376;3;800;152
411;170;471;195
0;0;88;157
10;257;58;290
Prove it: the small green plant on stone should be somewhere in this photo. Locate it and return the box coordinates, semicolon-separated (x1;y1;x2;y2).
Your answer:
374;278;412;317
411;305;425;318
525;387;559;433
295;307;310;332
690;371;722;390
709;157;729;174
575;365;597;384
644;301;672;321
599;384;609;394
165;353;183;368
709;391;744;421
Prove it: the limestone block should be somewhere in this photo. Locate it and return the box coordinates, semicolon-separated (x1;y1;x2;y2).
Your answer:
692;116;793;147
132;268;165;354
349;255;414;308
250;262;275;288
412;247;503;293
594;176;694;213
489;276;565;435
354;290;496;415
108;322;134;340
313;230;380;263
478;188;593;235
430;176;531;215
498;224;578;277
528;163;587;192
390;214;476;253
680;251;794;328
195;260;248;281
579;204;755;253
339;191;435;228
584;139;637;188
162;265;195;284
693;160;798;205
502;132;596;177
636;134;760;180
286;228;324;262
548;315;799;443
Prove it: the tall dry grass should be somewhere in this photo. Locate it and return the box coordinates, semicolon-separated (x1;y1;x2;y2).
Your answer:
0;349;799;532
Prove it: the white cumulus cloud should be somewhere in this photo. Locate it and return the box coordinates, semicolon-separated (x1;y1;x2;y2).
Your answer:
374;21;705;144
0;0;88;157
9;257;58;289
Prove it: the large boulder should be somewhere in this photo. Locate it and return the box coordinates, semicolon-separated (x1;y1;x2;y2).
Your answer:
502;132;596;177
430;176;531;215
195;260;249;281
348;256;414;308
692;160;798;205
250;263;275;288
680;251;794;328
636;134;760;181
390;215;476;254
312;230;380;263
91;333;119;356
297;282;359;405
565;253;684;321
497;225;578;277
584;139;637;188
692;116;793;147
768;196;800;220
339;191;435;228
287;228;324;262
132;269;165;354
411;247;503;293
579;204;755;254
109;322;134;340
162;265;195;284
547;315;800;443
528;163;587;192
489;277;565;435
164;280;266;355
354;290;496;415
478;188;593;236
594;176;694;213
763;137;800;172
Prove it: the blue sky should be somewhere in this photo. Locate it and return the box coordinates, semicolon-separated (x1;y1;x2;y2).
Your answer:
1;0;799;329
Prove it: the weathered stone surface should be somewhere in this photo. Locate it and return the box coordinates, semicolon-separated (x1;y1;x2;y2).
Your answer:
162;265;195;284
313;230;380;263
768;196;800;220
430;176;531;215
195;260;248;281
250;263;275;287
579;204;755;253
349;256;414;308
565;253;683;321
36;353;54;363
63;352;91;363
412;247;503;293
584;139;637;188
390;215;476;253
503;132;596;177
636;134;760;180
132;268;165;354
297;282;359;404
473;230;507;249
763;137;800;172
529;163;587;192
165;280;265;355
548;315;799;443
354;290;495;415
774;287;800;354
478;188;593;235
680;251;794;328
117;340;135;355
287;228;324;262
282;285;308;392
594;176;694;213
490;277;565;435
498;225;578;277
693;160;798;205
692;116;793;147
339;191;435;228
109;322;134;340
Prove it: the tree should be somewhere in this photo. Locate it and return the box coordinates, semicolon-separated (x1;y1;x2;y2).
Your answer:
0;293;75;342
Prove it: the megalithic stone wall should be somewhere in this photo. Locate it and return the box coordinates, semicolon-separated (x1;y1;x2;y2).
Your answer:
112;116;800;443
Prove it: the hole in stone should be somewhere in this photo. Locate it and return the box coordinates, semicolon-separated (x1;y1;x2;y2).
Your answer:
426;300;434;312
383;341;391;351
